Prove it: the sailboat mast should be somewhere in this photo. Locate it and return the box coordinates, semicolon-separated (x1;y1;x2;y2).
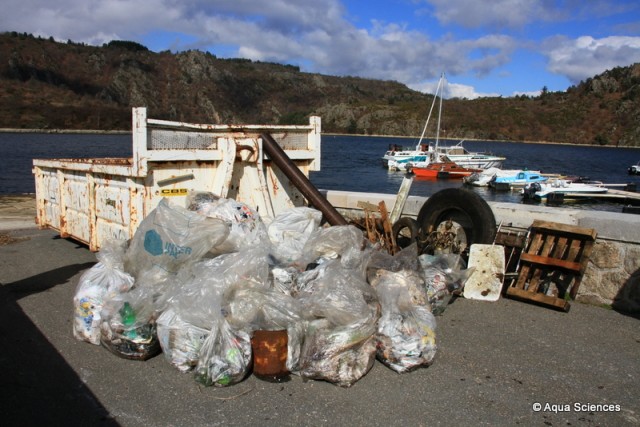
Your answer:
415;74;444;151
435;72;444;150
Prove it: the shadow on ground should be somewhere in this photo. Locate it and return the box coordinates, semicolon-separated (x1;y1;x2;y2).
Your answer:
0;262;120;426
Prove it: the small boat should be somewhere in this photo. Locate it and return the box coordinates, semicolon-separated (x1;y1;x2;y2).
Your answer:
434;141;506;169
490;170;548;190
409;157;482;179
463;167;516;187
388;154;432;171
522;179;608;201
382;144;431;168
629;161;640;175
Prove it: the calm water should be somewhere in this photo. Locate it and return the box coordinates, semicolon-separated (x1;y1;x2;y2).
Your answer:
2;132;639;213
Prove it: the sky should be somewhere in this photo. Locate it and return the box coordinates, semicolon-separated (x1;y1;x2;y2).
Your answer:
2;0;640;99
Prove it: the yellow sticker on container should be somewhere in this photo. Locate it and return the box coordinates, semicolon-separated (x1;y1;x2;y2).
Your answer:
160;188;189;196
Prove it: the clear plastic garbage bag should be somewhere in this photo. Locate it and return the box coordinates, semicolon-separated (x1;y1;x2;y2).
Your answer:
194;318;252;387
299;225;370;271
99;287;161;360
295;260;380;386
187;192;268;255
298;317;377;387
371;269;437;373
73;239;135;345
267;206;323;264
419;253;474;315
124;198;230;280
224;286;305;373
157;308;209;373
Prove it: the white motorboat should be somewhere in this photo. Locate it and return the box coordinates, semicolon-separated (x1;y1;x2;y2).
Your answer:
522;179;607;201
434;141;506;169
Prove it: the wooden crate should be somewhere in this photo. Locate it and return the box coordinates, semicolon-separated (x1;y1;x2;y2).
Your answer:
505;220;597;311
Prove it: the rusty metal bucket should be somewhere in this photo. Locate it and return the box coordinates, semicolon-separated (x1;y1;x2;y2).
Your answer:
251;329;289;381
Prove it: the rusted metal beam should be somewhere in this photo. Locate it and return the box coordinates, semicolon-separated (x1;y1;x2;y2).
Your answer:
261;132;347;226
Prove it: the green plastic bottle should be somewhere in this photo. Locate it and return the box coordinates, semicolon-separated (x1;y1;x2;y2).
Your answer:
119;301;136;326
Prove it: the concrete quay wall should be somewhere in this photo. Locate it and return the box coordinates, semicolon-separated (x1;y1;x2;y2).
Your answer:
324;189;640;310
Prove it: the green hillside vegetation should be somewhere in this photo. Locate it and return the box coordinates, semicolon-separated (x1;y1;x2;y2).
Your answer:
1;31;639;146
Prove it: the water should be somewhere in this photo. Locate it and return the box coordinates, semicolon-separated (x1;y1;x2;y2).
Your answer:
2;132;639;213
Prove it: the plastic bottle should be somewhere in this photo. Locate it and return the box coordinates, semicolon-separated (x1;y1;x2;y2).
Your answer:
119;301;136;326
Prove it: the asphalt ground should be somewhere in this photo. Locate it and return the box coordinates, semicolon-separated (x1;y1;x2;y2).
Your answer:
0;196;639;426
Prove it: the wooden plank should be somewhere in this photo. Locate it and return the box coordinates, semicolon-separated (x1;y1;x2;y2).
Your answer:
506;286;570;312
551;235;568;260
531;220;598;241
519;253;582;272
528;234;555;293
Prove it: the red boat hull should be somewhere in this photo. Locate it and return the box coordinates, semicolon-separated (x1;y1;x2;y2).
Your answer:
410;162;481;179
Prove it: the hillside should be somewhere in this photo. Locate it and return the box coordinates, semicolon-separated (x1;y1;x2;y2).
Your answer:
1;32;639;146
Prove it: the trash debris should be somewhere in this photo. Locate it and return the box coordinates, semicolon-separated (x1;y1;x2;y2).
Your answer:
73;239;134;345
371;269;437;373
419;253;474;315
463;244;505;301
73;195;478;388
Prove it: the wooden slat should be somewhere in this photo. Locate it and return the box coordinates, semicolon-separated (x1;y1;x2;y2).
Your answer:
506;287;570;312
519;253;582;271
531;220;598;241
528;234;555;293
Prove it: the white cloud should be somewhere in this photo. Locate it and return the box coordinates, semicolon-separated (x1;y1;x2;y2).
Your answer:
543;35;640;83
512;90;541;97
424;0;556;29
409;80;499;100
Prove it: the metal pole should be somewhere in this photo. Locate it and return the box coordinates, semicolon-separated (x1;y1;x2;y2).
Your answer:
261;133;348;226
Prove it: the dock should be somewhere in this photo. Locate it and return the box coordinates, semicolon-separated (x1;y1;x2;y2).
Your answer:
547;187;640;204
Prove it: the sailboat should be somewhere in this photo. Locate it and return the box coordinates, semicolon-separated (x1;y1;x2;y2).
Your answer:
384;73;506;171
409;74;483;178
381;75;444;169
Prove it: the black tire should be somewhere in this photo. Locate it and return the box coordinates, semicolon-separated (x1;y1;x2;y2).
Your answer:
417;188;496;248
392;217;420;249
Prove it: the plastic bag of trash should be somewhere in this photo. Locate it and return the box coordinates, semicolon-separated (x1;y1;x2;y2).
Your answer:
298;317;377;387
224;286;305;373
419;253;475;315
366;242;419;283
295;260;379;325
267;206;323;264
299;225;370;270
194;317;252;387
271;266;300;295
99;287;161;360
157;308;209;372
73;239;135;345
295;260;380;386
187;192;268;255
371;269;437;373
124;198;230;280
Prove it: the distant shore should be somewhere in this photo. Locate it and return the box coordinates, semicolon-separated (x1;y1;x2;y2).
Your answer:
0;128;129;135
1;128;638;148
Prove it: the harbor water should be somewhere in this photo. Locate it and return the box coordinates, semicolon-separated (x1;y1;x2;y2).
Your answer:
1;132;639;213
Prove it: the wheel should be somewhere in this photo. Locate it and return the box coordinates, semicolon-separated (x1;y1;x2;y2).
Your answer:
416;188;496;255
392;217;420;249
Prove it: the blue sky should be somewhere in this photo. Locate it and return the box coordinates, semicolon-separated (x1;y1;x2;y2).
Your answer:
2;0;640;98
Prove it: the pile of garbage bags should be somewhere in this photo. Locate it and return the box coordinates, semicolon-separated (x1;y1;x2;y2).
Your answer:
73;193;474;387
